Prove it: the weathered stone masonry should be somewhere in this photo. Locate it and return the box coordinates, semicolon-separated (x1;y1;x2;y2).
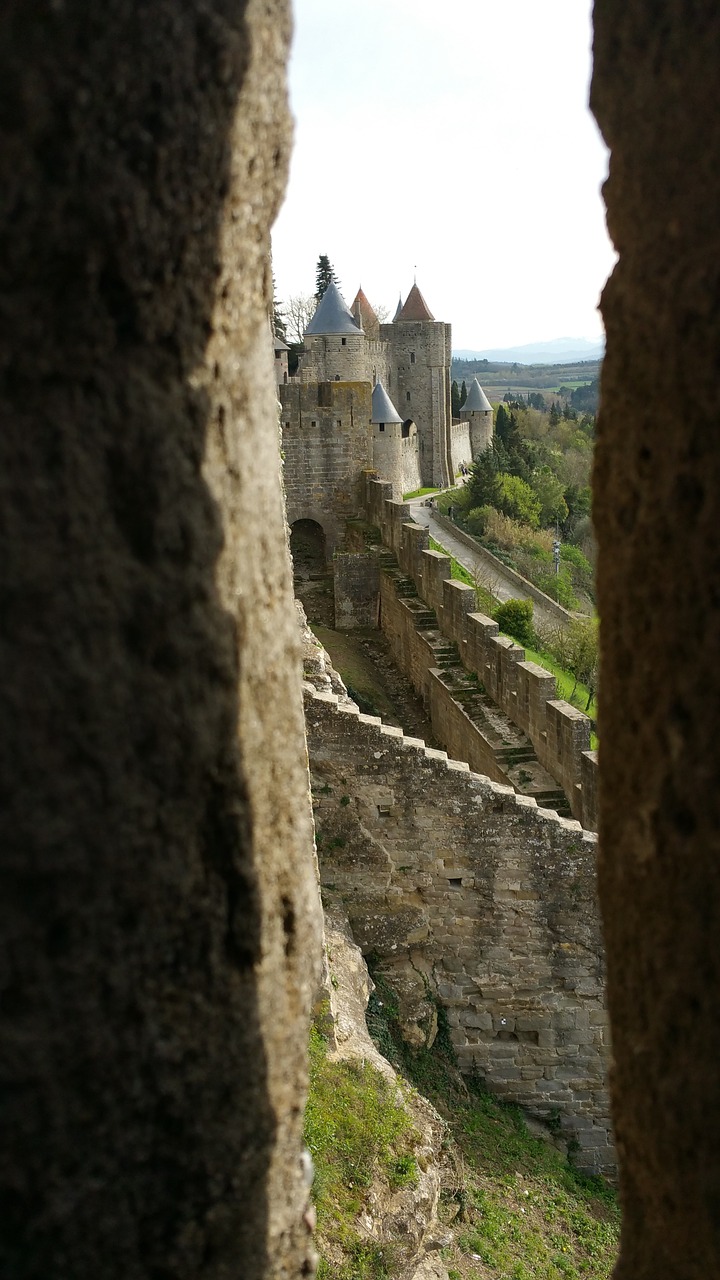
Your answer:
305;682;612;1175
360;478;598;830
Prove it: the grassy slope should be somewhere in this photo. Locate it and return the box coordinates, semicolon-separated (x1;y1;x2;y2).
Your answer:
366;975;620;1280
305;976;620;1280
305;1026;420;1280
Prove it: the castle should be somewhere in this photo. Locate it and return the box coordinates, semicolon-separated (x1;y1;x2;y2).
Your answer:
277;280;493;553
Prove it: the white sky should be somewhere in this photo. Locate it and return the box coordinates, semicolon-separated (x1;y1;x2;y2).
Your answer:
271;0;616;351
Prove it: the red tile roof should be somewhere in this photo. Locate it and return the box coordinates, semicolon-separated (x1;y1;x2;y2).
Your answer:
396;283;435;322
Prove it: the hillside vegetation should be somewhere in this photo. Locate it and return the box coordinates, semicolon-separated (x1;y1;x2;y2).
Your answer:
305;962;620;1280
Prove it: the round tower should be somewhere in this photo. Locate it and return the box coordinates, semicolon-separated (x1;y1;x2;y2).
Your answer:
371;379;405;499
301;281;367;382
461;377;494;458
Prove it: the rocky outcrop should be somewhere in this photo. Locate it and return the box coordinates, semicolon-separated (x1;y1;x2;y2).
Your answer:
322;899;450;1280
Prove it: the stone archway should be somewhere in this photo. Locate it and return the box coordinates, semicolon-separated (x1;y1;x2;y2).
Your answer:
290;519;334;628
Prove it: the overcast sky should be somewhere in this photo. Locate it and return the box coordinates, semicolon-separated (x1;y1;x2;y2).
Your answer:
271;0;616;351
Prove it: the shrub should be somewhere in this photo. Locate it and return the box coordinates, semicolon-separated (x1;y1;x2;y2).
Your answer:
465;505;494;536
494;598;535;647
535;568;580;611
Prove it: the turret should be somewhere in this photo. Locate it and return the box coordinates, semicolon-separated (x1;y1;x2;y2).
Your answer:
371;380;407;500
300;281;367;382
460;377;494;457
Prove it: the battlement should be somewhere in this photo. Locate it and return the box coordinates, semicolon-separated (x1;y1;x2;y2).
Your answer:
362;475;598;829
304;679;612;1175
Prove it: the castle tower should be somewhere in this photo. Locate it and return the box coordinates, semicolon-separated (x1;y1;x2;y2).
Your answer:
385;283;452;489
300;281;367;382
371;380;405;499
461;377;494;457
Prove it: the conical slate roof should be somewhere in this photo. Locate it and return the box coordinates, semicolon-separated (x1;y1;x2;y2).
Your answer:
461;378;492;413
371;380;402;424
392;294;403;321
396;283;435;322
305;281;363;336
351;287;379;340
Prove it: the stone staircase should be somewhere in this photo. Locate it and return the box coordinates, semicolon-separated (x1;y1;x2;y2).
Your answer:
380;570;573;819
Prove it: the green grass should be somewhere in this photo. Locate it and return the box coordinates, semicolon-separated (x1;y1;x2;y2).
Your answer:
403;486;439;500
312;626;398;723
524;644;598;727
365;972;619;1280
305;1026;418;1279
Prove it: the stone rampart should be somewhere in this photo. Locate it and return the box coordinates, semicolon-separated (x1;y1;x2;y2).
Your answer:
305;682;613;1175
449;420;473;476
363;478;598;830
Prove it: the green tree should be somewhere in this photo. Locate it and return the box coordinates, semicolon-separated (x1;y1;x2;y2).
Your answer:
459;379;467;409
467;445;502;510
497;473;541;527
315;254;338;300
528;468;568;527
451;380;461;418
271;273;287;343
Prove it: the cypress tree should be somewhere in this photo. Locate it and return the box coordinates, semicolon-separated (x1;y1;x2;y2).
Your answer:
315;255;338;300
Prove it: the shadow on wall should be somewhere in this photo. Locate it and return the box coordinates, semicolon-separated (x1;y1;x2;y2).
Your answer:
0;4;300;1278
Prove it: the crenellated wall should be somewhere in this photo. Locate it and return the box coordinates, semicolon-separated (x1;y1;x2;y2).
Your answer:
305;681;613;1175
362;477;598;829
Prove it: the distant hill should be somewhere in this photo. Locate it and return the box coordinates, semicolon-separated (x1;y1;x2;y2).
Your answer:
455;336;604;364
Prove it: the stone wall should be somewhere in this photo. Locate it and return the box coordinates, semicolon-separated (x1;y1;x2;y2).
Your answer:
449;420;473;476
0;2;322;1277
305;683;612;1175
281;381;373;551
363;479;598;829
298;332;370;383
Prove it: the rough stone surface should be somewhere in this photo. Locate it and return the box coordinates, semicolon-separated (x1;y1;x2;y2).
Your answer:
305;684;613;1174
322;900;449;1280
592;1;720;1273
0;3;321;1277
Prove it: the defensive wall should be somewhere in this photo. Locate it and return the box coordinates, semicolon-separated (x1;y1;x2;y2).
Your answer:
347;476;598;830
281;380;373;552
305;680;613;1175
449;420;473;478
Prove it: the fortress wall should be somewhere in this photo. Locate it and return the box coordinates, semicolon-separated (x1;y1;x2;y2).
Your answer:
305;684;613;1174
402;433;422;497
450;419;473;475
334;553;381;630
365;339;392;389
362;481;597;826
299;333;368;383
281;381;372;551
